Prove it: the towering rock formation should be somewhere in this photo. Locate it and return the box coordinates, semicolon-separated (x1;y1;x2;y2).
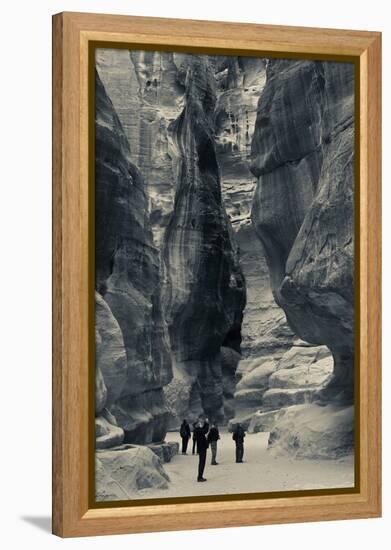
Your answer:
162;55;246;425
250;59;355;456
95;72;173;444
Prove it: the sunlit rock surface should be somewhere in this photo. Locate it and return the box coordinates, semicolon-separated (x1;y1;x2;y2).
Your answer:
248;408;286;433
95;292;127;409
97;52;303;428
96;49;185;245
95;410;125;450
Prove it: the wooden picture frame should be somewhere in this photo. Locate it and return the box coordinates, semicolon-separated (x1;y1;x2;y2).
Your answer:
52;11;381;538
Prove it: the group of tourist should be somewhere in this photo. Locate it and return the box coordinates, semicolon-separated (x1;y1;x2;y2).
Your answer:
179;416;246;482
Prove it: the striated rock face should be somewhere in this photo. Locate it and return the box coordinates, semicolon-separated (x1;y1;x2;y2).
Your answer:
162;55;246;424
95;51;355;465
233;223;295;359
97;52;309;428
95;71;172;444
214;55;266;209
251;59;355;404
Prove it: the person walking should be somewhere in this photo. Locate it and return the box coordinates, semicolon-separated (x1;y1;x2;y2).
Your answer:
207;422;220;465
232;423;246;463
179;419;191;454
193;416;209;482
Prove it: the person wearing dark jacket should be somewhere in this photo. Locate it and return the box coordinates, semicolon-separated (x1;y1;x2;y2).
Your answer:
232;423;246;463
192;420;198;455
193;417;209;481
180;419;191;454
207;423;220;465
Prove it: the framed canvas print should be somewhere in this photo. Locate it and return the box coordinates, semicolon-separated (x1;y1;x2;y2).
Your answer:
52;12;381;537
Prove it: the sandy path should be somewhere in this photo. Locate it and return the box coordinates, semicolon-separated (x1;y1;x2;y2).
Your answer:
136;430;354;499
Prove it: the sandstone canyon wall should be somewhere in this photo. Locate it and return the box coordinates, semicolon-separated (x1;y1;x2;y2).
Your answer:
251;59;355;403
250;59;355;456
95;72;173;445
212;57;301;426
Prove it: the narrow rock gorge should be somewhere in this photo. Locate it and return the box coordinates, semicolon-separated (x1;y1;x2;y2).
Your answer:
211;57;300;428
96;51;301;428
214;56;294;360
94;50;355;500
97;52;247;427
